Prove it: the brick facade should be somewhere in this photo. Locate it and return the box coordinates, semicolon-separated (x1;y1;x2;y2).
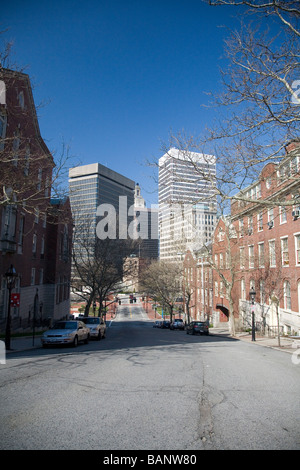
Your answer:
0;68;72;333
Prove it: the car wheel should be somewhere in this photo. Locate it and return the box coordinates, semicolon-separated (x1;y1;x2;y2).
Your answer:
73;335;78;347
97;331;101;341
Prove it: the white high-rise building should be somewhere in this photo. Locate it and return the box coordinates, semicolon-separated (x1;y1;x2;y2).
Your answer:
158;148;217;261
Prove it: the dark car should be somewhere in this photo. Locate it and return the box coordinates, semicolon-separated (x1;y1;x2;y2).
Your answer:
186;321;209;336
161;321;170;329
153;320;163;328
170;318;184;330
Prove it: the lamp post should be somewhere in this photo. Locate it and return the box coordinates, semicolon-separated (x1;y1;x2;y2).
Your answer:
4;265;18;350
249;287;256;342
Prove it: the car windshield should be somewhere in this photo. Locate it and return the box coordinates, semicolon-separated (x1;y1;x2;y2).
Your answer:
81;317;99;324
52;321;77;330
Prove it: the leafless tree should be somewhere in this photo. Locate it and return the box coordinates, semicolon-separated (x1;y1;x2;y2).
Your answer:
139;259;182;323
72;213;138;317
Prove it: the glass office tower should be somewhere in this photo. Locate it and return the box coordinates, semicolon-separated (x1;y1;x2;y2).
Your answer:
69;163;135;241
158;148;217;261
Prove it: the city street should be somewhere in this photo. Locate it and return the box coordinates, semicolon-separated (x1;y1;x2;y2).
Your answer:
0;301;299;451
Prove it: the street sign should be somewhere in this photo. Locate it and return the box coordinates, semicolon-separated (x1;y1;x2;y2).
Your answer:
10;293;20;307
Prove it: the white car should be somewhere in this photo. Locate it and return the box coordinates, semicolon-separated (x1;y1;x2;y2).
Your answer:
80;316;106;340
41;320;90;347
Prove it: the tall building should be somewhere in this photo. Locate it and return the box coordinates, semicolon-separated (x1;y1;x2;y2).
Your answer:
133;183;158;260
158;148;217;261
69;163;135;238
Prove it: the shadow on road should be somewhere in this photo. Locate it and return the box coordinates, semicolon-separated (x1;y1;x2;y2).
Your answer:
5;319;238;361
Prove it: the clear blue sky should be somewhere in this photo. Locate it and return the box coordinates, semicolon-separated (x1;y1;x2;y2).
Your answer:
2;0;239;205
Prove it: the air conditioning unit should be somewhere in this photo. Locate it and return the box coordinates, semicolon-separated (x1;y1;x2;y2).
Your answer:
292;209;300;219
267;221;274;229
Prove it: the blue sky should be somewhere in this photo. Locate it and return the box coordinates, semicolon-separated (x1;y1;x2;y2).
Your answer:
2;0;239;205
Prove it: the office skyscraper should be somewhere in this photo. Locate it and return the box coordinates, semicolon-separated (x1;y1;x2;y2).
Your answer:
158;148;217;261
69;163;135;249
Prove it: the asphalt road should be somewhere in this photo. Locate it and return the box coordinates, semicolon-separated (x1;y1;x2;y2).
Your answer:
0;302;299;451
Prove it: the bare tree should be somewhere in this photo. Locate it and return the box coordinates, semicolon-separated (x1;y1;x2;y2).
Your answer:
72;214;138;317
140;260;182;323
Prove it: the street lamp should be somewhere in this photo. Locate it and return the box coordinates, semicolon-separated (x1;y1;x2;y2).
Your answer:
4;265;18;350
249;286;256;342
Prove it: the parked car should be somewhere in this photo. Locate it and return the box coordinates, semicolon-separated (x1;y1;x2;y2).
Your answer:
153;320;163;328
41;320;90;347
170;319;184;330
80;316;106;340
186;321;209;336
161;321;171;329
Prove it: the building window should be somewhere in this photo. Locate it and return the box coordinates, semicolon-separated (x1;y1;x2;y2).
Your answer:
257;212;263;231
239;219;244;237
0;113;7;150
241;278;246;300
39;268;44;285
269;240;276;267
260;280;265;305
280;206;287;224
31;268;36;286
281;237;289;266
268;208;274;229
215;281;218;297
248;215;253;235
249;245;254;269
284;280;291;310
258;242;264;267
295;234;300;265
240;247;245;269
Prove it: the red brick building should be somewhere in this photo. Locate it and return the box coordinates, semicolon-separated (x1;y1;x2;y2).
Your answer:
183;248;213;324
213;141;300;335
0;68;72;333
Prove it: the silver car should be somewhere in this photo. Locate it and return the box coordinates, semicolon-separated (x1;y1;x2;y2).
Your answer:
41;320;90;347
80;316;106;340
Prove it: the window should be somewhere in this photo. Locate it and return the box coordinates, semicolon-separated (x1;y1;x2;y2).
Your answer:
280;206;287;224
0;113;7;150
281;237;289;266
31;268;36;286
24;145;30;176
241;278;246;300
268;208;274;228
215;281;218;297
240;247;245;269
220;253;224;269
17;215;25;254
1;204;17;241
284;281;291;310
295;234;300;265
239;219;244;237
220;281;224;298
248;215;253;234
249;245;254;269
32;233;37;255
258;242;264;267
260;280;265;305
257;212;263;231
269;240;276;267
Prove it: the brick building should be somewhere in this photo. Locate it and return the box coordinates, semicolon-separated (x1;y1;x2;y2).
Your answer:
0;68;72;334
183;248;213;324
213;141;300;335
